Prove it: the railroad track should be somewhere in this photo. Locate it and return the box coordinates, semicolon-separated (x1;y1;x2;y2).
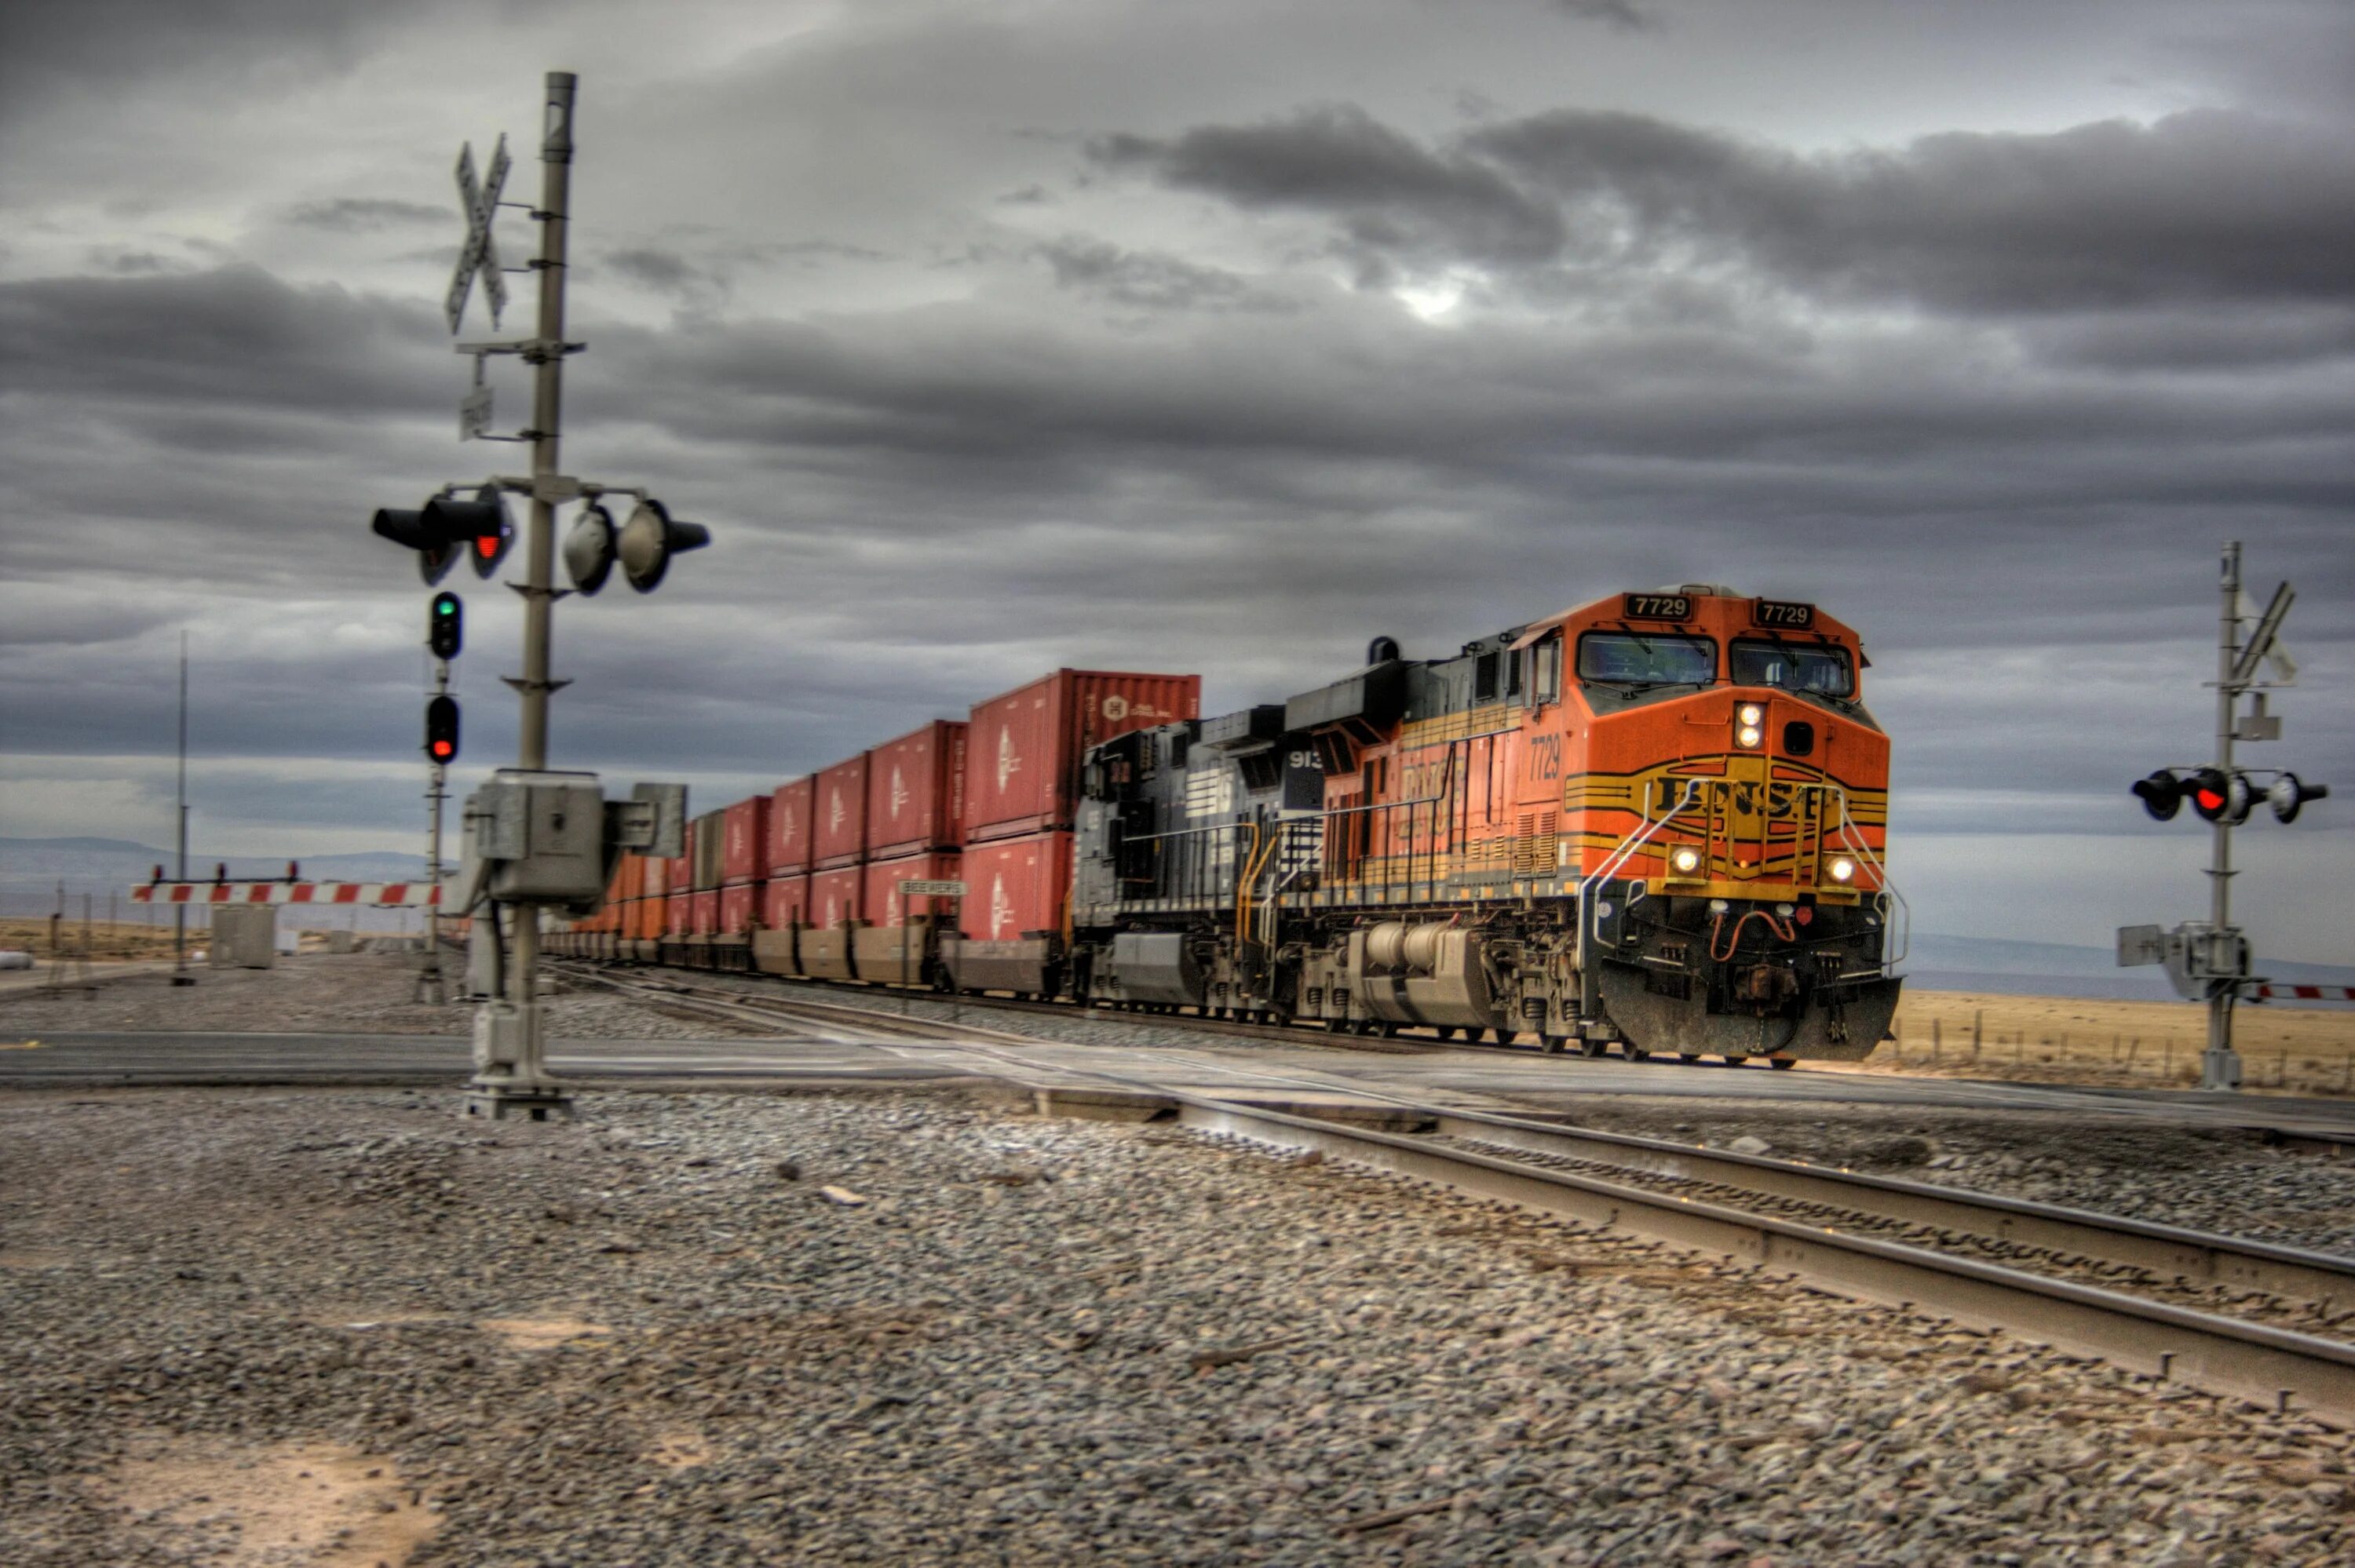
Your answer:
566;956;1797;1063
561;962;2355;1426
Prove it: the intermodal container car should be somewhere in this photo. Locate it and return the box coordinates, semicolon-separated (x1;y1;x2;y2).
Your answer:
963;669;1199;844
766;777;815;877
809;864;864;929
761;873;809;932
812;755;871;870
866;720;967;859
691;888;721;936
644;854;669;901
723;795;770;886
863;850;962;928
719;881;758;935
664;891;691;938
692;808;727;891
944;830;1071;995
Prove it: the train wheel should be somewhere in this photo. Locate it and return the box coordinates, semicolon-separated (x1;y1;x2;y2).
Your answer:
1541;1034;1565;1056
1621;1044;1650;1063
1769;1056;1797;1070
1579;1037;1606;1059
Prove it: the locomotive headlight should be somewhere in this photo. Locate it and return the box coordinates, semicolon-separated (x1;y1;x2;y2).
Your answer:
1670;847;1702;875
1828;856;1857;883
1738;704;1764;727
1736;724;1764;749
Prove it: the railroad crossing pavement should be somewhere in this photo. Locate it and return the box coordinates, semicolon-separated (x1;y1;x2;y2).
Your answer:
7;1024;2355;1147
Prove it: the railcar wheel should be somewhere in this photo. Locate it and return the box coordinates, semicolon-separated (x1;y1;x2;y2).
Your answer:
1621;1044;1650;1063
1769;1056;1797;1070
1579;1037;1606;1059
1541;1034;1565;1055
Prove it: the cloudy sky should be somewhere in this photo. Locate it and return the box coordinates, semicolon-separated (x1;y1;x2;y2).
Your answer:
2;0;2349;961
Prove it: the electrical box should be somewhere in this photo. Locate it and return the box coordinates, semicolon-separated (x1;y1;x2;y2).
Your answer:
466;770;608;906
210;905;276;969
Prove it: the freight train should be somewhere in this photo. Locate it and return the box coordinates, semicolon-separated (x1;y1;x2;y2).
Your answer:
553;584;1905;1063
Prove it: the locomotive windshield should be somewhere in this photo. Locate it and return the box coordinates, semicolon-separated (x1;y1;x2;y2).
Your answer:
1576;632;1716;687
1730;638;1854;698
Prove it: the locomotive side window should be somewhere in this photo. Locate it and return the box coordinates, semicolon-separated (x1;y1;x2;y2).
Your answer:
1474;651;1499;702
1530;633;1561;704
1730;639;1853;698
1576;632;1716;687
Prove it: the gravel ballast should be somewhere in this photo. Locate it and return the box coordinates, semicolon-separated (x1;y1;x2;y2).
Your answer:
4;1087;2353;1566
0;952;772;1041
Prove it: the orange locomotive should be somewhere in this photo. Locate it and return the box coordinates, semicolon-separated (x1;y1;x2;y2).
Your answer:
1070;583;1904;1063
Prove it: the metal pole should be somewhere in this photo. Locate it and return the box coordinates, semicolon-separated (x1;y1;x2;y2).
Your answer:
418;653;449;1003
2202;543;2243;1091
172;633;193;985
469;71;575;1119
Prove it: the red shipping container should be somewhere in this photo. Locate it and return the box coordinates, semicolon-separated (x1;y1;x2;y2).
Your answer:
663;853;690;898
864;851;963;928
691;889;721;936
812;754;871;870
963;669;1199;842
866;720;968;859
723;795;771;886
766;777;816;876
664;891;691;938
957;832;1072;942
809;865;865;928
644;855;669;899
761;874;810;931
719;881;758;935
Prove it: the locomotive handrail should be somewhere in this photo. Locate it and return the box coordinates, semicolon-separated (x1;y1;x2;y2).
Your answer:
1575;778;1703;968
1817;783;1909;975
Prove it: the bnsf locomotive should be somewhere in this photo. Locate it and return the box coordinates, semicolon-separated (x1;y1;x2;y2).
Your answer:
560;584;1904;1065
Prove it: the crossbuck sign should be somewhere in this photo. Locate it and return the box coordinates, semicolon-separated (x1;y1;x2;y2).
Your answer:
444;135;511;334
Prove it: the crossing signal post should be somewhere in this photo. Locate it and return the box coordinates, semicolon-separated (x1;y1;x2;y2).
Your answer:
366;71;706;1115
2118;542;2329;1091
418;597;462;1004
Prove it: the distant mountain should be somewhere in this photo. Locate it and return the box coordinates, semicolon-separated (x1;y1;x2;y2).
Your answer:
0;837;436;931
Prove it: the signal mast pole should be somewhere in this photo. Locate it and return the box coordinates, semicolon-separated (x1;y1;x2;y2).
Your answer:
2202;545;2247;1092
470;70;577;1118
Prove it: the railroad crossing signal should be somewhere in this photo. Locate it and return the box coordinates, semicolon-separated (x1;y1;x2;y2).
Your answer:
429;592;464;659
2118;542;2330;1091
371;487;513;583
426;695;460;763
615;498;710;593
445;136;511;334
560;502;618;594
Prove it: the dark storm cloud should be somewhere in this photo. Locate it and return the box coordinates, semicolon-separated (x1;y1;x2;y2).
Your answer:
1097;102;2355;315
1543;0;1657;30
284;198;454;233
1471;106;2355;312
1090;105;1568;277
1035;237;1269;312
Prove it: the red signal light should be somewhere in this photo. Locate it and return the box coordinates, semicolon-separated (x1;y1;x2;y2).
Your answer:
2194;785;2225;812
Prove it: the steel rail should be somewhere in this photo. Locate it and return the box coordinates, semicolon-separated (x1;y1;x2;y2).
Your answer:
592;967;2355;1424
575;962;2355;1311
1170;1095;2355;1430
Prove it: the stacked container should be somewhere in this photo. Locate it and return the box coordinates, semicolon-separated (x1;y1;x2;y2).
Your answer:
948;669;1199;993
856;720;969;983
755;776;815;976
